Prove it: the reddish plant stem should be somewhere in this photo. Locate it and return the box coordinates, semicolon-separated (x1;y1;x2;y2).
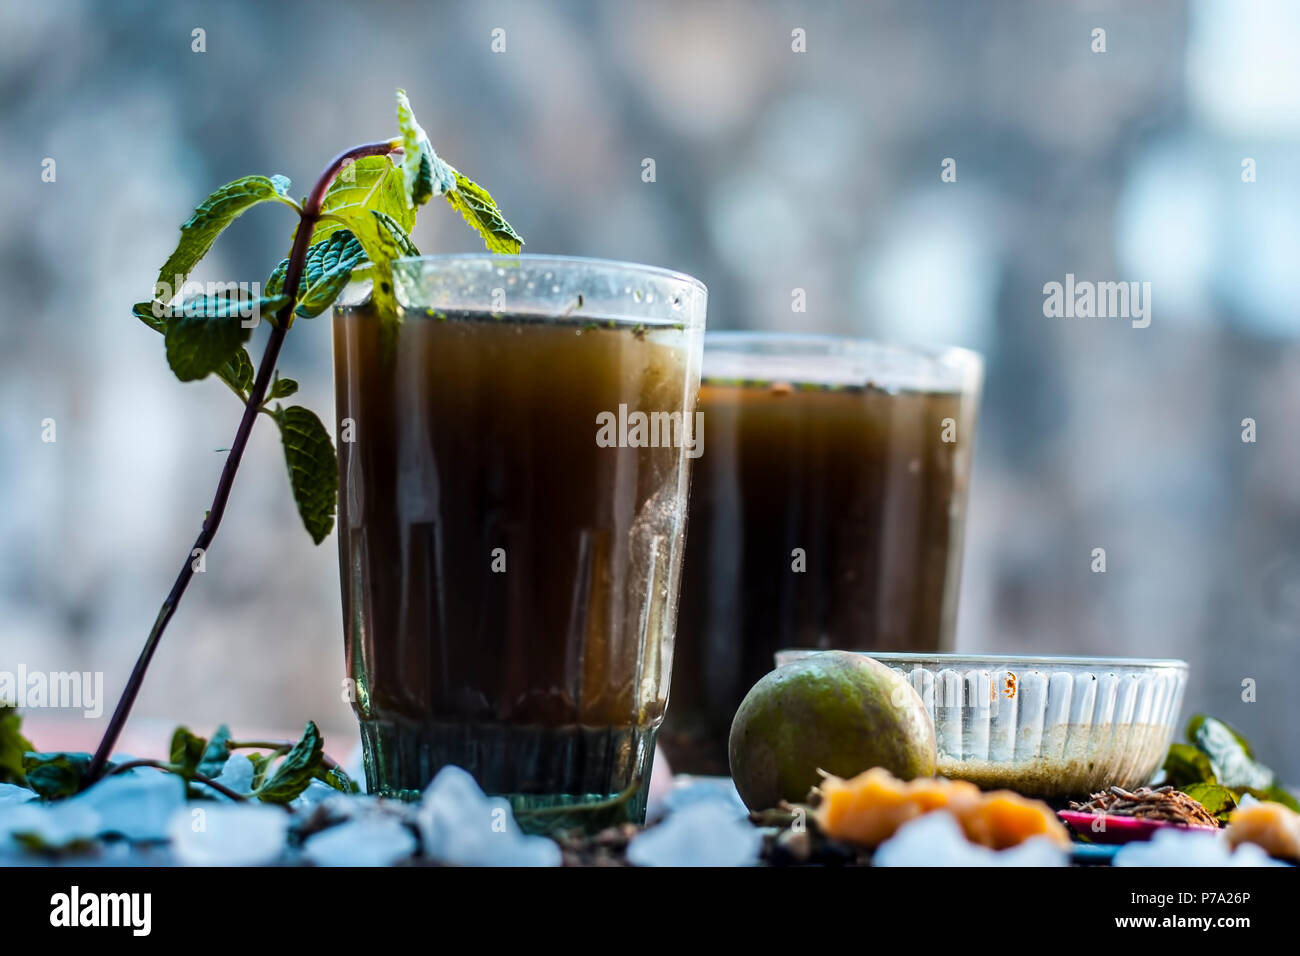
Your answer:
84;141;397;786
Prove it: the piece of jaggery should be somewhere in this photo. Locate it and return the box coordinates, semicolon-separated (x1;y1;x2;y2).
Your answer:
1225;801;1300;862
813;767;1069;849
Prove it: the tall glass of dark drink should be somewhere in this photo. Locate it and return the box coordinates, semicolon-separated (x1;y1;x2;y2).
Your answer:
659;333;982;773
333;256;706;828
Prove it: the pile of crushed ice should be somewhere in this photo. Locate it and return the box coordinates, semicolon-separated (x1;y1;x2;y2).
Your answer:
0;765;1293;866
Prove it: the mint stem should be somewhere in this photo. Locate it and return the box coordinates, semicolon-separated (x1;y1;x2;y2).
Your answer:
85;141;398;787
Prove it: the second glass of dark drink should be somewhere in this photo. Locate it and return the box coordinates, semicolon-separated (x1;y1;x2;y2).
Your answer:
659;333;983;774
333;256;706;828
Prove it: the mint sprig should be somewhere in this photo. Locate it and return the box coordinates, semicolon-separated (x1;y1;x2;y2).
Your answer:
86;90;523;787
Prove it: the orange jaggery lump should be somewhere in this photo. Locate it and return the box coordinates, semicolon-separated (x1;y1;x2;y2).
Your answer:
1225;802;1300;862
814;768;980;846
813;767;1069;849
950;790;1071;849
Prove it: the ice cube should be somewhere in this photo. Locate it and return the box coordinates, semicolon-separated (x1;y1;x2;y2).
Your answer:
290;778;341;811
168;803;290;866
303;818;417;866
0;783;34;806
67;770;187;841
647;774;749;823
627;801;763;867
2;800;101;850
417;766;560;867
214;754;255;794
874;812;1068;867
1114;827;1289;867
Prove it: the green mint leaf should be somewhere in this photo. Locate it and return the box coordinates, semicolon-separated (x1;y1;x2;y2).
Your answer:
275;405;337;544
371;210;420;258
308;155;413;248
296;230;367;317
217;348;256;395
1181;782;1238;822
1193;716;1274;791
197;725;233;777
270;174;292;198
0;707;33;786
1186;713;1253;758
164;294;286;382
396;89;454;207
247;752;273;791
269;376;298;399
445;171;524;254
254;721;324;803
154;175;296;302
317;765;360;794
132;301;168;334
1162;742;1216;788
23;752;94;799
168;726;206;780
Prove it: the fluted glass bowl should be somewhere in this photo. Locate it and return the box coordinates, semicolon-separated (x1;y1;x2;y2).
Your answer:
773;651;1188;799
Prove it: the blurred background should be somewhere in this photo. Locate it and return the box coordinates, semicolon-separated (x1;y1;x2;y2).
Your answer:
1;0;1297;777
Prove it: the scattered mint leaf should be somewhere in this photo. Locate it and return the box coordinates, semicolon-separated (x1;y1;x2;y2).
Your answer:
253;721;324;803
1162;742;1216;788
445;172;523;254
197;725;233;777
1182;782;1238;823
23;752;94;800
1193;716;1274;791
1187;713;1253;758
154;175;297;302
0;707;33;786
247;752;273;792
1236;785;1300;813
169;726;206;780
269;376;298;400
317;765;360;794
164;294;286;382
275;405;337;544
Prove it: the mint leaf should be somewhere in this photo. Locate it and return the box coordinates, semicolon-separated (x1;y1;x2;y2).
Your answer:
396;89;454;207
275;405;337;544
1163;742;1216;788
23;752;94;799
254;721;324;803
1187;713;1253;758
308;156;413;248
317;765;360;794
0;707;33;786
197;725;233;777
131;300;167;334
296;230;367;317
1193;716;1274;791
1182;782;1238;823
154;175;296;302
269;376;298;399
446;171;523;254
168;726;206;780
164;295;285;382
218;348;256;396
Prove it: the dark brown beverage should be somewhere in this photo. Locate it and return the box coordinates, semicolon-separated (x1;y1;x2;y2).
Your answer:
332;257;704;825
659;336;981;773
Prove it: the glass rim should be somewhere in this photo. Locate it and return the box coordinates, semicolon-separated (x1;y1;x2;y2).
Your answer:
391;253;708;296
775;649;1188;670
703;330;982;370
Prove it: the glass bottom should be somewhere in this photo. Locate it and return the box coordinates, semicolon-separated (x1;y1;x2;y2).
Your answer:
358;718;657;834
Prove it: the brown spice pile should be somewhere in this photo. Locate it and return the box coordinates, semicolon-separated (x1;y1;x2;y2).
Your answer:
1069;785;1219;827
